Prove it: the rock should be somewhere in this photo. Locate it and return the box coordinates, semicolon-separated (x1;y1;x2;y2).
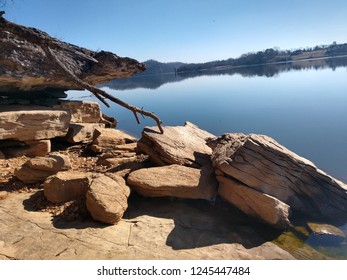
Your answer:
3;140;51;158
0;150;5;159
103;154;152;178
0;191;296;260
65;123;105;144
53;100;102;123
14;154;72;183
217;176;291;229
100;113;117;128
138;122;215;167
97;155;138;168
95;143;140;167
44;171;93;203
86;174;130;224
91;128;137;153
307;223;345;238
127;164;218;200
109;142;139;153
207;133;347;220
306;223;346;246
26;154;71;172
0;105;70;141
0;14;145;93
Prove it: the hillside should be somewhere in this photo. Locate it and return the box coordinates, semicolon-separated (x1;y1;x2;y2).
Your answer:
137;59;185;75
177;42;347;73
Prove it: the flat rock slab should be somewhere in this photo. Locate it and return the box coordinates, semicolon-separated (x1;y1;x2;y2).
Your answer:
0;191;295;260
127;164;217;200
0;105;70;141
15;154;72;184
138;122;215;167
207;133;347;220
217;176;290;229
86;174;131;224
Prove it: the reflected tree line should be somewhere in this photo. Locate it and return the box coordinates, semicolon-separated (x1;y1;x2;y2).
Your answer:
103;56;347;91
177;42;347;73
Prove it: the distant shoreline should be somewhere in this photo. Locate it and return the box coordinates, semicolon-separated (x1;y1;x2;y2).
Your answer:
177;54;347;74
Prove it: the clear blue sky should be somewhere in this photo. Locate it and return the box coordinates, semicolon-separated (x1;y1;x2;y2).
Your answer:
2;0;347;63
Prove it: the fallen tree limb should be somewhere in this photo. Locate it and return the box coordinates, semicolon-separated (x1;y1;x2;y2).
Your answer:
43;46;164;133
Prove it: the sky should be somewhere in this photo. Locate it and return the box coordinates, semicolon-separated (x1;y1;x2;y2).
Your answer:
2;0;347;63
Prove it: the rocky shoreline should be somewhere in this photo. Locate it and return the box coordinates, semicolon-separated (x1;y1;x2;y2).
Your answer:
1;100;347;259
1;13;347;260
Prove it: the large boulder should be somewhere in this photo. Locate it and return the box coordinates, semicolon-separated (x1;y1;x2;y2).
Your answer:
127;164;218;200
86;174;131;224
44;171;93;203
138;122;214;167
0;105;70;141
207;133;347;222
14;154;72;183
0;13;145;93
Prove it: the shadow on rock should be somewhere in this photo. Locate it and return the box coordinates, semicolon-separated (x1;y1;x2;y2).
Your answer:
123;193;282;250
22;190;107;230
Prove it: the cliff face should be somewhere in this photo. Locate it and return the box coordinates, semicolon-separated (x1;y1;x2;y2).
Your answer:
0;12;145;93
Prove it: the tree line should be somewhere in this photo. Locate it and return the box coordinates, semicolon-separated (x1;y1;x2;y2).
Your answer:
177;42;347;73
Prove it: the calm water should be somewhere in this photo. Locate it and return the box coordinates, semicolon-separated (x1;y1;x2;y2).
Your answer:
69;58;347;183
68;58;347;258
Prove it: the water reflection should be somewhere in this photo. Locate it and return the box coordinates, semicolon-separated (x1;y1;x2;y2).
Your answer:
103;56;347;90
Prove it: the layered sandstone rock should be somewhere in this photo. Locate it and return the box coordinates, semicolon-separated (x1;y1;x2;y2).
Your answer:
0;101;115;156
86;174;131;224
43;171;93;203
0;191;297;260
127;164;218;200
0;105;71;141
14;154;72;183
217;176;291;229
0;13;145;93
53;100;103;123
65;123;105;144
138;122;214;167
91;128;137;153
207;133;347;225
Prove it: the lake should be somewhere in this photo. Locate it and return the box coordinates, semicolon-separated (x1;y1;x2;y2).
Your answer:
68;57;347;258
69;57;347;183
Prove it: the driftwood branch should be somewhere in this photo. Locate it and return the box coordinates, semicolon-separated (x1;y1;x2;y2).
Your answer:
1;11;164;133
44;46;163;133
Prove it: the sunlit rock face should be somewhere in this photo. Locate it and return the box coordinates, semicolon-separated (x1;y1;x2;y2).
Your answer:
0;16;145;93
